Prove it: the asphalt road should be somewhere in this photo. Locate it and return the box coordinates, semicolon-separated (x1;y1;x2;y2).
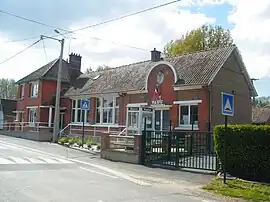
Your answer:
0;134;222;202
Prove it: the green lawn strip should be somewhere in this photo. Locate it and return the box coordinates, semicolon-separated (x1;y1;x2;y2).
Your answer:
203;178;270;201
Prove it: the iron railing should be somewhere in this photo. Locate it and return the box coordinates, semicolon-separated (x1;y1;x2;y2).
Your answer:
141;130;218;171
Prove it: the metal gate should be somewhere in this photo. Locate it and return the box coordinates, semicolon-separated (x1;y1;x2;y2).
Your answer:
0;111;3;130
141;129;218;171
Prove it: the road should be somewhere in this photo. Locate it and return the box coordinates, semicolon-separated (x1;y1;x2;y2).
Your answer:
0;134;222;202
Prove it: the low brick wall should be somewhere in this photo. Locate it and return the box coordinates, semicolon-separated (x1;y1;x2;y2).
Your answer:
100;134;142;164
0;130;52;142
101;150;139;164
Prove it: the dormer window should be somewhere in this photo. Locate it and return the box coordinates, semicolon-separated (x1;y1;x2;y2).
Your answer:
30;82;39;98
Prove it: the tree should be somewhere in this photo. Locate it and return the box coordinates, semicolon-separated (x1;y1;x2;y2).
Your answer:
85;67;93;74
164;25;234;57
0;78;17;99
96;65;110;72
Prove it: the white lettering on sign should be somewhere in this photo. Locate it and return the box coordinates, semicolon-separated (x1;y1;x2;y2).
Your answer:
152;99;163;105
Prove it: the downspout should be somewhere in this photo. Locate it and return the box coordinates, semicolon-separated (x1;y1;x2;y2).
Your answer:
203;84;212;132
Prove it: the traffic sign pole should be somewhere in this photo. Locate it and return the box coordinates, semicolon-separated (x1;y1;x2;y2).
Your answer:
82;120;85;148
221;92;234;184
223;115;228;184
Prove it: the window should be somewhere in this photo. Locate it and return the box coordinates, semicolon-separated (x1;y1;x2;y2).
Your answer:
29;108;37;127
71;99;90;123
30;82;39;97
20;84;24;98
95;96;119;124
174;100;201;130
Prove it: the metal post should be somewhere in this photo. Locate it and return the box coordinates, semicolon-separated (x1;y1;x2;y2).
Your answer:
223;115;228;184
53;38;65;142
82;120;85;147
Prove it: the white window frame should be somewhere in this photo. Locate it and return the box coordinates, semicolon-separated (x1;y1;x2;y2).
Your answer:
96;96;119;125
173;100;202;130
71;99;90;123
20;84;25;98
28;108;37;127
30;82;39;98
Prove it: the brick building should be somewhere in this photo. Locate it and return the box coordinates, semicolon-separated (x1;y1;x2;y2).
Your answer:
12;45;256;139
64;45;256;136
14;53;82;133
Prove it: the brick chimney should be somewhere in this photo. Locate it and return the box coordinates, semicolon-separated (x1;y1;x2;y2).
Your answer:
69;53;82;71
151;48;161;62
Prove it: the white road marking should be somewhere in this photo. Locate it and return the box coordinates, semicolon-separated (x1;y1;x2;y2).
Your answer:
50;157;73;164
0;157;15;164
9;157;31;164
0;140;151;186
79;166;118;179
23;157;46;164
37;157;61;164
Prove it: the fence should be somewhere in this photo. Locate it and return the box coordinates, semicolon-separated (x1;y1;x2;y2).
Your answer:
141;130;218;171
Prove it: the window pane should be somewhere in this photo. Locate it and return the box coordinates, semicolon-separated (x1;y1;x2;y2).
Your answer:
86;110;89;122
72;109;75;122
108;108;113;123
103;109;108;123
115;108;119;124
77;110;81;122
96;98;100;107
103;98;107;107
96;108;100;123
116;97;120;106
81;110;85;122
180;106;189;125
190;105;198;125
77;99;81;108
72;100;76;108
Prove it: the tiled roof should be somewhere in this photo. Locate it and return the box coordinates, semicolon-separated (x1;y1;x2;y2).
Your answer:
0;99;17;116
65;45;236;97
252;107;270;123
16;59;82;84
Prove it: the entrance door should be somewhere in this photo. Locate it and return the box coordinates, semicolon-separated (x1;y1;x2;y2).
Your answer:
154;110;170;131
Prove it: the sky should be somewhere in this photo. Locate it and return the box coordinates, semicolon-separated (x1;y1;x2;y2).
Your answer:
0;0;269;96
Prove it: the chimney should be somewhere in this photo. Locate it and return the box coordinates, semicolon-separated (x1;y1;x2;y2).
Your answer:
69;52;82;71
151;48;161;62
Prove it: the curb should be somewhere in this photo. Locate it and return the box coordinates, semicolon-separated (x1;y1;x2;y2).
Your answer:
58;143;100;155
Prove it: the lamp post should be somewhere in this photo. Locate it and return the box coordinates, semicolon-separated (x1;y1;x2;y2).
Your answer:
41;31;65;142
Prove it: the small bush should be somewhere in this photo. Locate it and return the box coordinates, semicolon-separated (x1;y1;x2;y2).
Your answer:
214;124;270;182
96;143;101;150
58;137;68;144
68;137;77;145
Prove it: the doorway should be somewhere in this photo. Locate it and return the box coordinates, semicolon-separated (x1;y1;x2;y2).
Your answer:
154;109;170;131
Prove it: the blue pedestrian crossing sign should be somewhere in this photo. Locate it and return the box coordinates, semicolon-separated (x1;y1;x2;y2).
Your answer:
221;92;234;116
81;99;90;110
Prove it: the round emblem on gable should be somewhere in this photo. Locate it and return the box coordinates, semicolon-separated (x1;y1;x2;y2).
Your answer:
157;71;164;84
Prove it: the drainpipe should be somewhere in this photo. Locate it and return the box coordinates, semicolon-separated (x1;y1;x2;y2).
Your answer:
203;85;212;132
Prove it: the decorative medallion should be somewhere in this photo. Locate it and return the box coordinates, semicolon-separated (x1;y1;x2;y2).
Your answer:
157;70;164;84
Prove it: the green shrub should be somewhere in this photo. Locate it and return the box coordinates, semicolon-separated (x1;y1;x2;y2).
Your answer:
58;137;68;144
68;137;77;145
214;124;270;182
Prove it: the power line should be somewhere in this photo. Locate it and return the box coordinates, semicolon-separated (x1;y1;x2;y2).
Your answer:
2;0;180;46
0;39;41;65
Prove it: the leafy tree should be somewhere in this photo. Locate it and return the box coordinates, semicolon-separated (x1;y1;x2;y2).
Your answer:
164;25;234;57
0;78;17;99
253;96;270;107
85;67;93;74
96;65;110;72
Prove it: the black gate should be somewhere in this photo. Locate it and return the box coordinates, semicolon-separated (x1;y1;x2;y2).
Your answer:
140;129;218;171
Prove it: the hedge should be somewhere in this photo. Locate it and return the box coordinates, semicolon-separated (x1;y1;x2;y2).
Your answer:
213;124;270;182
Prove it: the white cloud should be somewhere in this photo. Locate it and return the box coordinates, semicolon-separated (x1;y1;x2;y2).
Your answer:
227;0;270;78
3;0;270;92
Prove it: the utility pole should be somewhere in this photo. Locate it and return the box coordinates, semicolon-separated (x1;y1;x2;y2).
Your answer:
41;32;65;142
251;78;258;106
53;38;64;142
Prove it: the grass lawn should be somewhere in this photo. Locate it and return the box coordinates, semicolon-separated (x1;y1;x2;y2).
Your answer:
203;178;270;201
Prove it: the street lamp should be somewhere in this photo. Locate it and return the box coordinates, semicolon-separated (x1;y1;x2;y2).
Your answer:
41;30;65;142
